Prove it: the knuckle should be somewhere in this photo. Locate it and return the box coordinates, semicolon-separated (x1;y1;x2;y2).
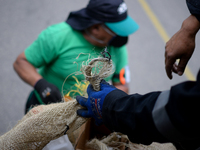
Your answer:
166;52;174;59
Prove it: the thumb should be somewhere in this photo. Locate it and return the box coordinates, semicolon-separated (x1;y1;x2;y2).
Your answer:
77;109;91;118
177;57;189;75
100;79;110;85
76;96;88;107
87;84;96;95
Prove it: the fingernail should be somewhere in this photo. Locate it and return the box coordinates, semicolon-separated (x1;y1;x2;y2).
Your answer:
178;71;183;75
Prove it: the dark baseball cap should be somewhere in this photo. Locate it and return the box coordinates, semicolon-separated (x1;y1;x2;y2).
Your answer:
66;0;139;37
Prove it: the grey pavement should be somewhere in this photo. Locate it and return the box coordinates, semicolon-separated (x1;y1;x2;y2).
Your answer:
0;0;199;135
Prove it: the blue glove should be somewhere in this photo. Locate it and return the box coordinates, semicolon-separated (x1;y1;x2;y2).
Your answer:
76;80;116;125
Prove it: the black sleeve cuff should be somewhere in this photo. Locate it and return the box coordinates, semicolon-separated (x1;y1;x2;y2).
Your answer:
102;89;128;130
187;1;200;22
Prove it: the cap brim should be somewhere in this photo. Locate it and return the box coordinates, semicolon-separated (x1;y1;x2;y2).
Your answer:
105;16;139;37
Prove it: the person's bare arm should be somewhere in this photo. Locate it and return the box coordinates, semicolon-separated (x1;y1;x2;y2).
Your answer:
165;15;200;79
113;82;129;94
13;52;42;87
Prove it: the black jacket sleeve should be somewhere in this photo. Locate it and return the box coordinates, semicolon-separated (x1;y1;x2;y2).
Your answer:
102;70;200;150
187;0;200;22
102;89;167;145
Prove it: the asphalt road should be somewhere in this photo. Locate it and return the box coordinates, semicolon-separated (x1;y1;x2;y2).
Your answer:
0;0;199;135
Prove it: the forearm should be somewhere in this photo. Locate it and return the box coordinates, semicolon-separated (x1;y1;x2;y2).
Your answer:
102;89;166;145
153;71;200;149
102;70;200;148
13;52;42;87
181;15;200;37
113;82;129;93
165;70;200;138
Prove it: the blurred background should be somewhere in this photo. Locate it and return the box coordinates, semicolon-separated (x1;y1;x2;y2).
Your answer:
0;0;200;135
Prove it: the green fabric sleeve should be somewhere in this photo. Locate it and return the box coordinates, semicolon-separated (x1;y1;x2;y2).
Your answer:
24;28;58;68
115;45;128;73
112;45;128;83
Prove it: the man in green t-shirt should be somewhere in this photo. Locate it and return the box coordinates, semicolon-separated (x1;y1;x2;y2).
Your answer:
13;0;139;113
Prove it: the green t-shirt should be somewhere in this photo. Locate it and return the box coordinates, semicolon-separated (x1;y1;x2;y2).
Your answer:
25;22;128;97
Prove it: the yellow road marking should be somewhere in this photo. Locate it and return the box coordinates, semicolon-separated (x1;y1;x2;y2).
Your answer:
138;0;195;81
